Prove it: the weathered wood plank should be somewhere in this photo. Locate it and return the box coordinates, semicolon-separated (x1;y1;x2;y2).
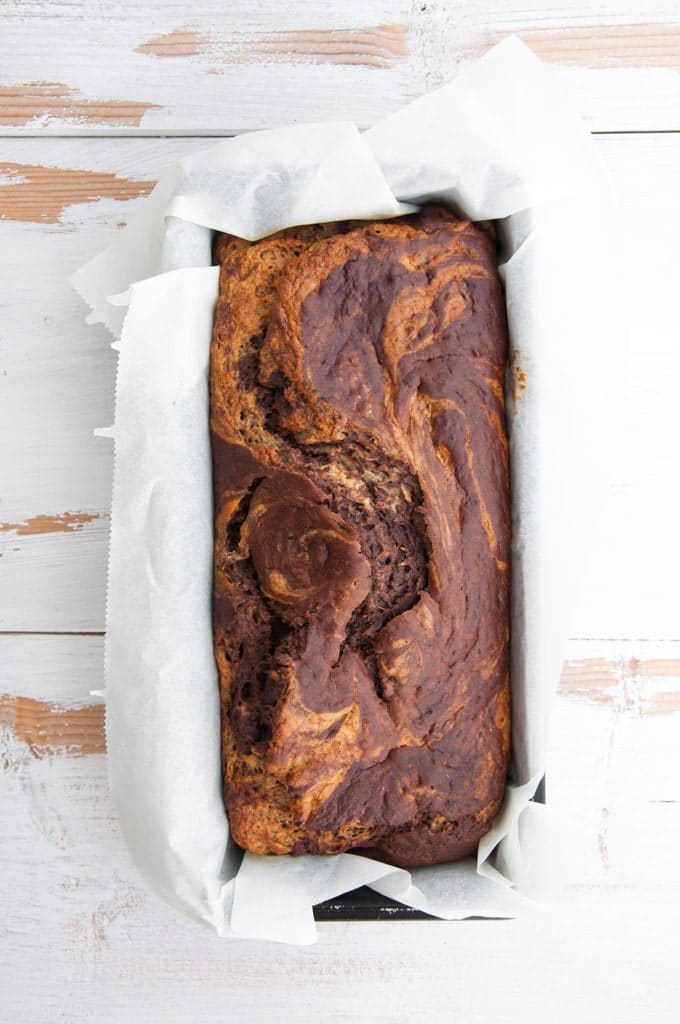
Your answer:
0;139;199;631
1;133;678;635
1;634;678;1018
0;3;679;134
0;634;105;756
2;650;677;764
3;635;678;762
0;633;104;701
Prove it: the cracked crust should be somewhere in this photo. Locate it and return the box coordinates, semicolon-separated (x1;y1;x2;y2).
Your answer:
210;206;510;868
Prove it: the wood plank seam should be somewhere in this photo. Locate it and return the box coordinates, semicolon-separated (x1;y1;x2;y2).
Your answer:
0;82;160;129
2;129;680;141
2;656;677;761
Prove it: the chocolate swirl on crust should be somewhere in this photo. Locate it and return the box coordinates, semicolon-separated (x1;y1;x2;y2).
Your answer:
210;206;510;868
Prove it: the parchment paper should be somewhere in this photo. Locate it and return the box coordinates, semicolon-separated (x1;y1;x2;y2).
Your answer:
71;37;620;944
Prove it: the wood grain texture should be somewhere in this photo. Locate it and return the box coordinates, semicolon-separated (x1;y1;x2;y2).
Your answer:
2;133;678;636
0;511;104;534
0;162;154;223
497;22;680;68
0;81;159;128
134;23;409;68
1;2;679;134
134;27;207;58
559;653;680;715
0;695;105;757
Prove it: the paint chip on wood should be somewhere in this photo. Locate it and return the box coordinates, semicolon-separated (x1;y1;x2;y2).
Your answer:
0;696;105;759
490;24;680;69
0;512;105;536
0;82;159;128
253;24;408;68
560;657;680;716
134;23;408;69
559;659;619;706
135;28;206;57
642;688;680;716
0;163;155;223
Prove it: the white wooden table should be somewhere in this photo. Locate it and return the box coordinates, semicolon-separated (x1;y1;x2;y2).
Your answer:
1;4;679;1021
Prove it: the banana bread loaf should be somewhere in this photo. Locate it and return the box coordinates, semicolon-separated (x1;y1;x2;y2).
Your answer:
210;205;510;868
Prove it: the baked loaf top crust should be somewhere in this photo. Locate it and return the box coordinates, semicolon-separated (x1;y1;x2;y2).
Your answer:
210;206;510;868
